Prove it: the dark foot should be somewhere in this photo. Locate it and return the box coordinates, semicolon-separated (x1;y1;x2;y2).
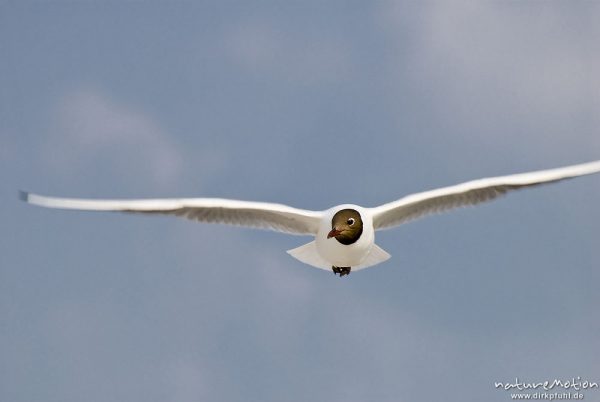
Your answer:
332;266;351;277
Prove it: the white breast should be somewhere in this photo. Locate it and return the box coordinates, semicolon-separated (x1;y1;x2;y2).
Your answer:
315;204;375;267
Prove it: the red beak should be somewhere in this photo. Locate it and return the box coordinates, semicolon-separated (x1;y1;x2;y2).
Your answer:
327;228;342;239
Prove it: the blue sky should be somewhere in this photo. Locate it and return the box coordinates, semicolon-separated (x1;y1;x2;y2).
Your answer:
2;2;599;401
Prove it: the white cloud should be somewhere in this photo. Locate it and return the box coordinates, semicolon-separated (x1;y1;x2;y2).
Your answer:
0;130;16;165
378;2;600;151
224;20;353;85
164;360;211;402
420;3;598;110
45;88;184;189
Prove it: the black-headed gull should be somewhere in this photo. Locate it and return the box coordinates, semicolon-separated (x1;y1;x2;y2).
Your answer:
21;160;600;276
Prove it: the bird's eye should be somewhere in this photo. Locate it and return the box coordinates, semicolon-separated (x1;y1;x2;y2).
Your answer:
347;218;355;225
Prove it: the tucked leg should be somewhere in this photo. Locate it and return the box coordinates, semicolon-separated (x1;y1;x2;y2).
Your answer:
332;266;351;277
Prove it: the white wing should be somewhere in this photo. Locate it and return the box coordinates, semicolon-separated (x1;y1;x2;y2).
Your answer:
370;160;600;231
21;192;322;235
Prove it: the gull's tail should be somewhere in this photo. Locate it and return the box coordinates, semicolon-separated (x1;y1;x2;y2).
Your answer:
287;241;391;271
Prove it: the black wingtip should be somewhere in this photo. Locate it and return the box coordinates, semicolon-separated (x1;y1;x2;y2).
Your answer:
18;190;29;202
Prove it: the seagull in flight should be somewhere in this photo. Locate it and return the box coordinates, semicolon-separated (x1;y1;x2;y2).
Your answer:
21;160;600;277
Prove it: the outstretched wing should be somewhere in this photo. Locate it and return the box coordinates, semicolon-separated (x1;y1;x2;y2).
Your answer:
370;160;600;231
21;192;322;235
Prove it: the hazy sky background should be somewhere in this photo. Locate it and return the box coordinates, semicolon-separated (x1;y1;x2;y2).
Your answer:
2;2;600;401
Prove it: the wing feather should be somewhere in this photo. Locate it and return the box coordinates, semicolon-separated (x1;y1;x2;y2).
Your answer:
370;160;600;230
21;192;322;235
